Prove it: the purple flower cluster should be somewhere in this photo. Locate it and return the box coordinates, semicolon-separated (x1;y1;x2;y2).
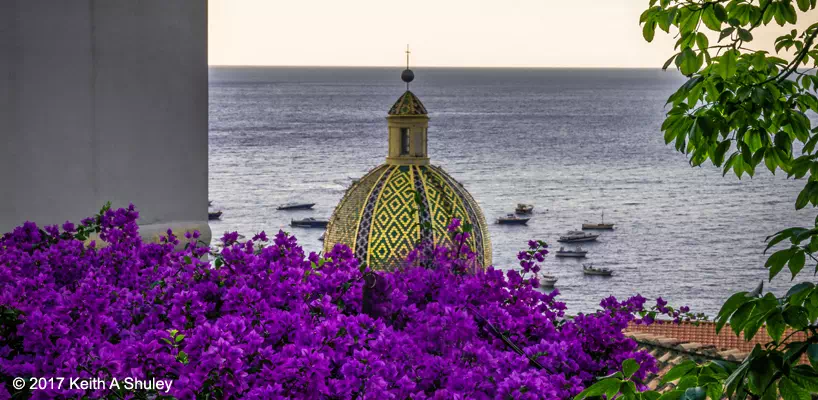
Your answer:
1;206;660;399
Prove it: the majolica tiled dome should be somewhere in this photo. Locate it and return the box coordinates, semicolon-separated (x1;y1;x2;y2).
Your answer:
388;91;428;116
323;67;492;269
324;164;492;269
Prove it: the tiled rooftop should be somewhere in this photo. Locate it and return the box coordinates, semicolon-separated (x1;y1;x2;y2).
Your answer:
625;320;810;393
627;320;807;354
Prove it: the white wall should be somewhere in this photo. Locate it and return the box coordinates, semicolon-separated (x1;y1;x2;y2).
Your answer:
0;0;209;241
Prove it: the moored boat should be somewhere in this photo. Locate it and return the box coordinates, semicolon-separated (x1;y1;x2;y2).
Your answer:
318;232;325;241
497;214;530;225
208;211;223;221
277;202;316;211
541;274;558;287
582;263;613;276
515;203;534;214
555;246;587;258
291;217;329;228
582;212;615;230
557;231;599;243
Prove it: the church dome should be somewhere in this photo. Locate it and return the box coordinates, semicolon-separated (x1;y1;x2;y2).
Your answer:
323;61;492;269
324;164;492;269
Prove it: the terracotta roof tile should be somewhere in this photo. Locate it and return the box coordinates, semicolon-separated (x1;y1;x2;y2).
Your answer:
626;320;807;354
625;320;810;393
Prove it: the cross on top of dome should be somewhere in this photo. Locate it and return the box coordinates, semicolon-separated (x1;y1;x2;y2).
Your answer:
389;46;427;116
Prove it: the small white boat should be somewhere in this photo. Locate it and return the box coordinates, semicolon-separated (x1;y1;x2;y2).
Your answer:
291;218;329;228
582;263;613;276
555;246;587;258
515;203;534;214
541;274;558;287
497;214;530;225
277;202;316;211
557;231;599;243
582;212;615;230
318;232;325;241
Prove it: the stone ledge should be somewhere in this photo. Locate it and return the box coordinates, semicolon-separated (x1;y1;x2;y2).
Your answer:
80;220;212;251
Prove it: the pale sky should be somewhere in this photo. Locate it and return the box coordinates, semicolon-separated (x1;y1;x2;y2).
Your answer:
208;0;817;68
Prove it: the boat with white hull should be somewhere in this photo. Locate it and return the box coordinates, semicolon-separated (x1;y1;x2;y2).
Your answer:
557;231;599;243
582;264;613;276
554;246;587;258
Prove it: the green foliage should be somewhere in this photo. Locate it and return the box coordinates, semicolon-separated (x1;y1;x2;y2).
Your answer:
641;0;818;399
573;358;735;400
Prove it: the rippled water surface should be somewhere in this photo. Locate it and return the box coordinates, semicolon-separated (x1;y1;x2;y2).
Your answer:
209;67;816;316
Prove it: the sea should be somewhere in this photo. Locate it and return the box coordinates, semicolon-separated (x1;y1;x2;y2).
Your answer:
208;67;817;317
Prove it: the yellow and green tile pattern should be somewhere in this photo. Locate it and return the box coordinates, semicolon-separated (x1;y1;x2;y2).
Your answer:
324;164;492;269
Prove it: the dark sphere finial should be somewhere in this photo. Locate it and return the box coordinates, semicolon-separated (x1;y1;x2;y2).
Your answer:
401;69;415;84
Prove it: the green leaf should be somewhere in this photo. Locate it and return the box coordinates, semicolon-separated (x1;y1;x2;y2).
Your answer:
763;2;778;24
620;381;638;397
724;357;751;397
783;306;810;329
808;343;818;369
643;391;662;400
680;10;701;34
716;291;748;333
764;147;780;174
730;302;756;336
695;32;709;51
661;360;698;384
726;153;743;178
623;358;640;378
679;48;701;75
779;377;810;400
790;367;818;393
573;378;621;400
657;390;685;400
742;308;769;340
796;184;812;210
796;0;811;12
643;21;657;42
765;310;785;343
713;4;727;21
705;383;723;400
780;2;798;24
713;140;731;166
676;375;698;392
787;250;805;279
785;281;814;299
786;282;815;305
738;28;753;42
766;247;794;280
702;7;722;30
719;27;735;42
663;53;678;70
746;129;763;151
720;49;738;79
683;387;706;400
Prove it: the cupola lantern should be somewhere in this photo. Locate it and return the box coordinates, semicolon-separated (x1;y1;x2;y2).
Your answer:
386;45;430;166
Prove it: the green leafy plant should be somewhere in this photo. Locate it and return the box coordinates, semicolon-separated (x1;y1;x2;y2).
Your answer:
639;0;818;398
575;358;736;400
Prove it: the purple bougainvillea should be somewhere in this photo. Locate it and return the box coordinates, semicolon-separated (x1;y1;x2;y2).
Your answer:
0;205;683;399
